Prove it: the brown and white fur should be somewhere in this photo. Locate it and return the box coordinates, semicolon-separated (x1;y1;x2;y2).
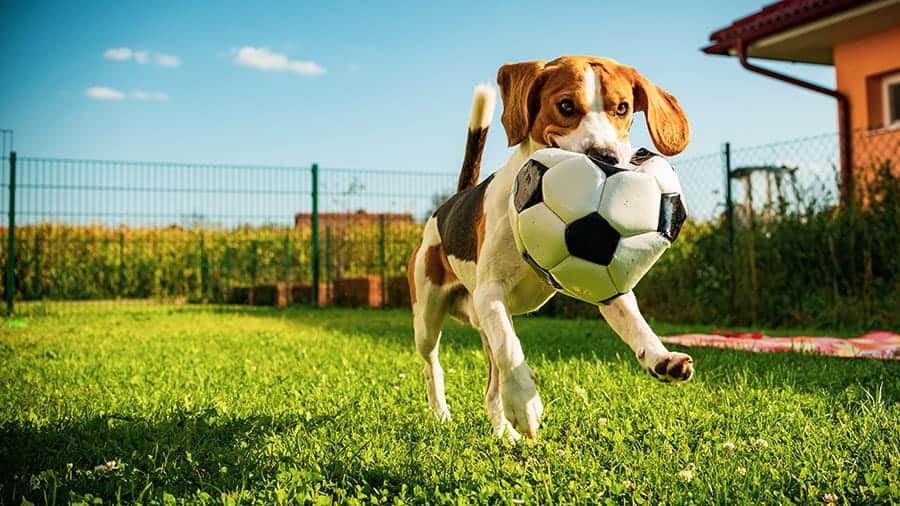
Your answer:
408;56;694;442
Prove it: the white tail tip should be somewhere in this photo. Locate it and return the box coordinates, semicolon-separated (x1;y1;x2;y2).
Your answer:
469;83;496;131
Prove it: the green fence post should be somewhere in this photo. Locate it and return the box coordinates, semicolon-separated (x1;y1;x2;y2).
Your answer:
224;247;233;302
249;239;258;288
282;233;291;301
200;233;209;301
723;142;735;315
32;230;40;300
324;226;332;285
5;151;15;315
310;163;320;307
249;239;258;305
118;231;126;297
379;213;386;307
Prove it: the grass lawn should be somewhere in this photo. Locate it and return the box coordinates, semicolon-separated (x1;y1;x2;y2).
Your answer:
1;305;898;504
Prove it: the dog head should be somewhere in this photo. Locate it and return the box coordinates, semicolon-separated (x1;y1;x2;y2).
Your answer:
497;56;690;165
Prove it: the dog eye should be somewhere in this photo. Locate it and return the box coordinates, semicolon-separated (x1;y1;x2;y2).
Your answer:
616;101;629;116
557;99;576;116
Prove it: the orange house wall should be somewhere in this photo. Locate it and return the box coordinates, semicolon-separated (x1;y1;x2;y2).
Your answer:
834;24;900;185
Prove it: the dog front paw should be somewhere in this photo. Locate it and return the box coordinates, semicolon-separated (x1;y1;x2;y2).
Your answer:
642;351;694;382
499;363;543;439
493;419;523;444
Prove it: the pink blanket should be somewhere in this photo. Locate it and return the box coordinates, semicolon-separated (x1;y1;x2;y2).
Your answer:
661;330;900;360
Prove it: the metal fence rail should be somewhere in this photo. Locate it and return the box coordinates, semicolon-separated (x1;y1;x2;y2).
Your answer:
0;154;457;312
312;166;457;306
2;128;895;317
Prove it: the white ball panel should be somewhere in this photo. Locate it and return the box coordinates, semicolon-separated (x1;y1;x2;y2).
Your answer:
550;256;618;303
542;156;606;224
508;193;526;254
607;232;670;293
517;203;568;269
529;147;584;168
598;172;661;236
636;156;682;194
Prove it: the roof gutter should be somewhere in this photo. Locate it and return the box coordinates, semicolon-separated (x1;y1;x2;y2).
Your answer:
735;38;853;207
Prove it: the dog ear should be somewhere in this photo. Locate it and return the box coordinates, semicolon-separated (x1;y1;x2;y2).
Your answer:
497;60;547;147
631;69;690;156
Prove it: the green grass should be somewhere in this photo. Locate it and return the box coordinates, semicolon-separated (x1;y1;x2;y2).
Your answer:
1;306;898;504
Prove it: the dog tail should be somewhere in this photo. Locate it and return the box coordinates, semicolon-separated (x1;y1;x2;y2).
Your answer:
456;83;495;192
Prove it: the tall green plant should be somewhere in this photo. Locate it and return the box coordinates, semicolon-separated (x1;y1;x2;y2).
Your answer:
0;222;424;303
638;161;899;328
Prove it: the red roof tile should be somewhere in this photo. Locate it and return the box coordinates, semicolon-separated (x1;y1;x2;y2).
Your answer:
703;0;873;55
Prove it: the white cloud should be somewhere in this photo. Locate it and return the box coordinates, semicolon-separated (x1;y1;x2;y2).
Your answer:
154;52;181;67
130;90;169;102
103;47;132;61
233;46;326;76
103;47;180;67
86;86;169;102
86;86;125;101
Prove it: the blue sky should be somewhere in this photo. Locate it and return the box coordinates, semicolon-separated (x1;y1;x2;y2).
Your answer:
1;0;838;174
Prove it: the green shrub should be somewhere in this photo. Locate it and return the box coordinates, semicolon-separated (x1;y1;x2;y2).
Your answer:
637;161;899;328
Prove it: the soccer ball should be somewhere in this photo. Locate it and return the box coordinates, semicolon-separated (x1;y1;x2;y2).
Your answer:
508;147;687;304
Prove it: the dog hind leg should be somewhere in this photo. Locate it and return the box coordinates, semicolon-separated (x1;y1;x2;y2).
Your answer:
447;290;522;441
413;278;453;422
479;329;522;442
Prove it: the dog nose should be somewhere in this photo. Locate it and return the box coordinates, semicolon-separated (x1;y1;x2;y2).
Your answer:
587;147;619;167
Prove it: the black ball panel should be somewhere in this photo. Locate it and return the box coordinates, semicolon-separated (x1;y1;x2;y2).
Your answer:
588;157;626;177
599;291;625;305
629;147;659;166
565;213;621;266
658;193;687;242
513;159;550;212
522;252;563;290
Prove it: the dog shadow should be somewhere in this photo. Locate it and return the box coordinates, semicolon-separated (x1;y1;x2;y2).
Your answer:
294;307;900;404
0;406;447;504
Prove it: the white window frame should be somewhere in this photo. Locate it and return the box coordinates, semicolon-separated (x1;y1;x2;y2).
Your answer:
882;71;900;130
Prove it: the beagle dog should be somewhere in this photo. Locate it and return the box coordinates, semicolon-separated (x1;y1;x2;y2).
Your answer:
408;56;693;442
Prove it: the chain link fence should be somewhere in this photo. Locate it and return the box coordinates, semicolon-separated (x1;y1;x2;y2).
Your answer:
311;166;456;307
636;128;899;328
2;128;897;326
0;154;456;311
728;133;842;219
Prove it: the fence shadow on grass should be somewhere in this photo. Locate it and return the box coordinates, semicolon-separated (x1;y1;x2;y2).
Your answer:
0;410;278;503
0;405;487;504
287;307;900;405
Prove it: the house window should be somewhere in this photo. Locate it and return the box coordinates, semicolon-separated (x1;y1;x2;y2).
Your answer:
883;72;900;129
